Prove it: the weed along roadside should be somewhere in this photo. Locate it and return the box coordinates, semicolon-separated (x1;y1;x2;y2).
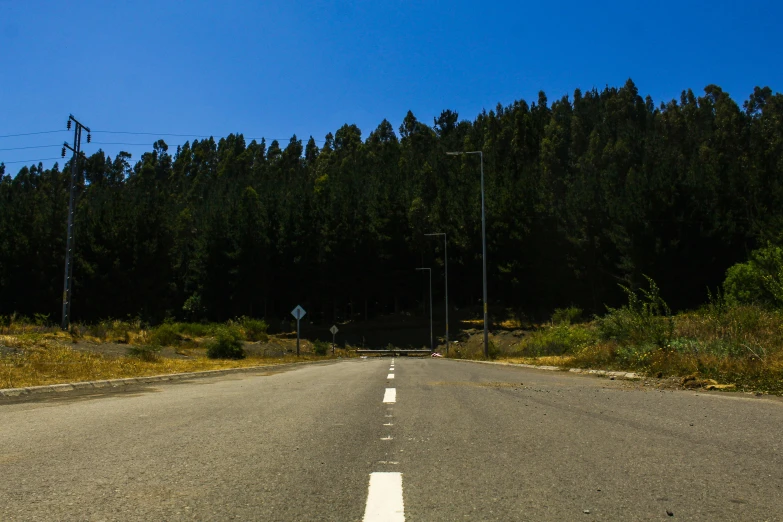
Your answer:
443;279;783;395
0;317;356;391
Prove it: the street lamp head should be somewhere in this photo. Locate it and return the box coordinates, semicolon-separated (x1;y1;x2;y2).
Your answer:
445;151;462;156
424;232;445;237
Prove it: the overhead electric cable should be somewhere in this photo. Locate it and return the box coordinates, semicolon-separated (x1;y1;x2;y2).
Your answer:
1;157;64;165
0;130;65;138
92;130;325;143
0;144;62;151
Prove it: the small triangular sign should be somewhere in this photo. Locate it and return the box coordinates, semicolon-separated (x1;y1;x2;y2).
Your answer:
291;305;306;320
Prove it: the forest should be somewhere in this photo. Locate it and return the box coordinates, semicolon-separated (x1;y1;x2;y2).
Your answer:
1;79;782;325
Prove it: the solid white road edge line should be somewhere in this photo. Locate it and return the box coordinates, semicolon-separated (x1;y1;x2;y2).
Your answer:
382;388;396;403
363;472;405;522
387;374;395;379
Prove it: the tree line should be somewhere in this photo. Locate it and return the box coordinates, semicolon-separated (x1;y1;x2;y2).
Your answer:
1;79;781;325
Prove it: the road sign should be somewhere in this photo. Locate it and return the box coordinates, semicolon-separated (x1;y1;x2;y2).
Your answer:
291;305;306;320
330;325;338;355
291;305;306;356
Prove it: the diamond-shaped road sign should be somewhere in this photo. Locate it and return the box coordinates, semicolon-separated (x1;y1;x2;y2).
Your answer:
330;325;338;335
291;305;306;320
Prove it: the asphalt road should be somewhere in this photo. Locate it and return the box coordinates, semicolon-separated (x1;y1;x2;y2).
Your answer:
1;358;782;521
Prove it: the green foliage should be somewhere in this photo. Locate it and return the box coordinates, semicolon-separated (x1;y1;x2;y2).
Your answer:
33;313;51;327
147;323;181;347
127;345;161;362
172;322;213;338
487;339;500;359
516;324;597;356
182;293;206;322
724;244;783;307
597;276;674;348
206;325;245;359
551;306;582;325
239;317;269;342
313;340;330;356
724;262;767;305
2;82;783;324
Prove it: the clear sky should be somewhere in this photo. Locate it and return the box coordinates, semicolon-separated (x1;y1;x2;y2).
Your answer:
1;0;781;172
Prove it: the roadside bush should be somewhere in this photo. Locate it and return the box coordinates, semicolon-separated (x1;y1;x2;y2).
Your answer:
127;345;161;362
724;244;783;307
724;262;768;305
206;326;245;359
487;339;500;359
147;323;180;347
551;306;582;325
614;342;657;369
174;322;213;338
597;276;674;348
33;313;51;328
516;324;597;356
313;340;330;356
240;317;269;342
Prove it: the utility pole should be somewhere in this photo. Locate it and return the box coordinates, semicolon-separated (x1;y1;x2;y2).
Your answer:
61;115;90;330
425;233;448;355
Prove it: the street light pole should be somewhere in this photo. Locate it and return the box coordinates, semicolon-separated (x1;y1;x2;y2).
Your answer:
415;267;433;351
425;233;448;355
446;150;489;357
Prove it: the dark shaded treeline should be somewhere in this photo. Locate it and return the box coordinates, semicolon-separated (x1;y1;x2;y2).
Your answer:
1;80;782;324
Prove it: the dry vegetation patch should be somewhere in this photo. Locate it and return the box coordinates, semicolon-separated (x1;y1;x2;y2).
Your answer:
0;318;350;389
446;297;783;394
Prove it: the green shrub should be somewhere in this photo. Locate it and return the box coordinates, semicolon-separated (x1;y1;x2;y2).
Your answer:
148;323;180;347
127;345;161;362
206;326;245;359
33;313;51;327
597;276;674;348
724;262;768;305
182;292;206;321
517;324;597;356
724;244;783;307
173;322;213;338
240;317;269;342
313;340;330;355
551;306;583;325
614;342;657;368
487;339;500;359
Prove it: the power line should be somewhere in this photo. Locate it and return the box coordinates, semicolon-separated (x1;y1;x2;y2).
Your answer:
2;128;325;143
1;157;63;165
92;130;210;138
92;141;153;146
92;130;325;143
0;130;65;138
0;144;61;151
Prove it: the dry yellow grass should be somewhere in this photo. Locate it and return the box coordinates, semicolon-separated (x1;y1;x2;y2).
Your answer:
502;355;577;367
0;337;345;389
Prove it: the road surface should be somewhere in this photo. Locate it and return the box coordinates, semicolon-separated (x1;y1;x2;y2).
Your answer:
1;358;781;520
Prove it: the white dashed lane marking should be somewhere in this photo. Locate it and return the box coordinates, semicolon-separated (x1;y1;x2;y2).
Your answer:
387;374;395;379
382;388;396;403
363;472;405;522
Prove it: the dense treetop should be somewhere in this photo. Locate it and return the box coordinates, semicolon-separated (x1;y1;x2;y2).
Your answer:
1;80;782;324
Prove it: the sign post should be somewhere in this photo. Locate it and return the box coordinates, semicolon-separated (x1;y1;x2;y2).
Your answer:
291;305;306;356
330;325;339;354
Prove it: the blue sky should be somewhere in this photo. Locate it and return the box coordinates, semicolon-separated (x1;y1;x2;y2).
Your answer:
1;0;781;172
